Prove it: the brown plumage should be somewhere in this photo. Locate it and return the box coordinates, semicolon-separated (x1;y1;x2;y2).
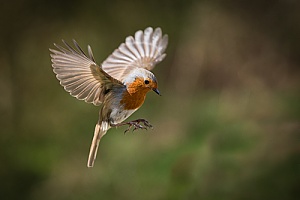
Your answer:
50;27;168;167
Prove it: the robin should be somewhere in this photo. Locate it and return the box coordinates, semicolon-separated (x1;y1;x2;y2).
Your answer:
50;27;168;167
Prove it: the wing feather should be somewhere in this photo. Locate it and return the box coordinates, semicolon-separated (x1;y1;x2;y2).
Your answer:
134;30;145;57
125;37;142;59
101;27;168;82
50;40;122;106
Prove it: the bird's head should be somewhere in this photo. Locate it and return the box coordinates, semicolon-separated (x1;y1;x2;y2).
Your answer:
124;68;160;96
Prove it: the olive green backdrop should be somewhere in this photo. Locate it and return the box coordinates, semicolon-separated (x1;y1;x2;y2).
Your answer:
0;0;299;199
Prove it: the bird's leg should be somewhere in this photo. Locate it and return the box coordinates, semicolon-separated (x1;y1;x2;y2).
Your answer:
112;119;153;133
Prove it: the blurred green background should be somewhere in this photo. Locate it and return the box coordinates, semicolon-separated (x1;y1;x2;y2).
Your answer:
0;0;299;199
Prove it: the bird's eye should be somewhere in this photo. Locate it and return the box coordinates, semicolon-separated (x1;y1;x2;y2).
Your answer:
144;80;150;84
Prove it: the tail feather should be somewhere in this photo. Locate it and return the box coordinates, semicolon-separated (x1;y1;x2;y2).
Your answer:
87;122;109;167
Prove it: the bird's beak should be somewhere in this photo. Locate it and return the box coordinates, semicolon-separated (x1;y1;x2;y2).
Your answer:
153;88;161;96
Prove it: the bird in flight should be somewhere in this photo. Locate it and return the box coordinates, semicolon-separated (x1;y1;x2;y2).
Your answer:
50;27;168;167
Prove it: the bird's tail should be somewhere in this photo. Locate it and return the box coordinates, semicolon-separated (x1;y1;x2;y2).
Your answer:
87;121;109;167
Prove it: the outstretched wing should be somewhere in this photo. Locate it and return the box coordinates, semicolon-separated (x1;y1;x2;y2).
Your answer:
101;27;168;82
50;40;122;106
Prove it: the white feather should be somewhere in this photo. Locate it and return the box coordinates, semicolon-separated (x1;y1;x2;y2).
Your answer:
50;40;108;106
102;27;168;83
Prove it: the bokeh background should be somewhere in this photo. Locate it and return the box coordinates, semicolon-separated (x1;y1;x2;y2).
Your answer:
1;0;299;199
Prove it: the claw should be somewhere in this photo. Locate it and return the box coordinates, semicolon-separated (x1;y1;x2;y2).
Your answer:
112;119;153;133
143;120;153;129
124;126;131;134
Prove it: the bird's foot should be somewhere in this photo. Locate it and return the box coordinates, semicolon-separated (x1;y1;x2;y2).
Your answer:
113;119;153;133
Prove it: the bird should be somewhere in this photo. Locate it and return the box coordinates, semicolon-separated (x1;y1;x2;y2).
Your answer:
49;27;168;167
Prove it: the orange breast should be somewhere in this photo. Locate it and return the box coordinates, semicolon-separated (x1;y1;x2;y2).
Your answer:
120;90;147;110
120;78;150;110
